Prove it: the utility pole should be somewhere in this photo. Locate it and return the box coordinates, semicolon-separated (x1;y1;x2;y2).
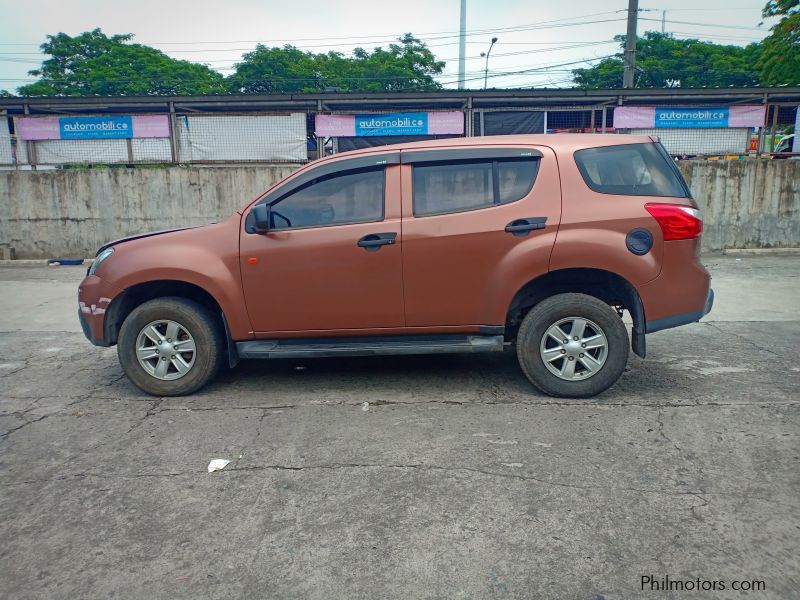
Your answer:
661;9;666;33
458;0;466;89
622;0;639;88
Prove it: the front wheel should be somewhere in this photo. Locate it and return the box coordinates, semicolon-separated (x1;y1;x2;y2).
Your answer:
117;297;225;396
516;293;629;398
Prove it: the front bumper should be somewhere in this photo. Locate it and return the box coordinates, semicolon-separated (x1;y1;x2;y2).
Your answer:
646;288;714;333
79;308;110;346
78;275;114;346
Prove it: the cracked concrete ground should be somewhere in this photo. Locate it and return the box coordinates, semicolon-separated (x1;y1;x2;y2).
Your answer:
0;255;798;599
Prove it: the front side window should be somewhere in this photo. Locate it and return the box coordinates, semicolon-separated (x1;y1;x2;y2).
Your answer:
413;157;539;217
270;167;384;230
574;143;690;198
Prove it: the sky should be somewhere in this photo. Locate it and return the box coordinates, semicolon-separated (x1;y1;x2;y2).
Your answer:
0;0;773;92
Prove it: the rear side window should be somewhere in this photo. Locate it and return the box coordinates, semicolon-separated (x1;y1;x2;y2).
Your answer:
574;143;690;198
413;157;539;216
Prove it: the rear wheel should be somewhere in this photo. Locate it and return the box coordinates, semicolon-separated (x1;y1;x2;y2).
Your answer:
118;297;224;396
516;293;629;398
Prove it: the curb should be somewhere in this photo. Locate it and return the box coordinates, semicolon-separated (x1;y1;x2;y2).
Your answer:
722;248;800;256
0;258;95;266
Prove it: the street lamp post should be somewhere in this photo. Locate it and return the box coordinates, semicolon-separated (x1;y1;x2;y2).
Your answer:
480;37;498;90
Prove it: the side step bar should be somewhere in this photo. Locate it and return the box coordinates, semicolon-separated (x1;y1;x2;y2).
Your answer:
236;334;505;360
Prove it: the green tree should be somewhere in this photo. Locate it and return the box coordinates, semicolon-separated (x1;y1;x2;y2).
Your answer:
227;34;445;93
573;32;762;88
18;29;226;96
758;0;800;85
225;45;320;94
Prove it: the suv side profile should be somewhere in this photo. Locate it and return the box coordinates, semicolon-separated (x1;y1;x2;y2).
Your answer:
78;134;713;398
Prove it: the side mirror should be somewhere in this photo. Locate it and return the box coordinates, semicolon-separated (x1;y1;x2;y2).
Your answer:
251;204;271;233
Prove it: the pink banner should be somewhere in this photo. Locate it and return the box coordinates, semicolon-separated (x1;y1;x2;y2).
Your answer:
614;105;766;129
131;115;170;138
613;107;656;128
314;114;356;137
15;115;170;140
15;117;60;141
315;112;464;137
728;105;766;128
428;112;464;134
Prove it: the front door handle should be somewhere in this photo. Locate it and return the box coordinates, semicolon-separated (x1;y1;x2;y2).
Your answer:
357;232;397;252
505;217;547;237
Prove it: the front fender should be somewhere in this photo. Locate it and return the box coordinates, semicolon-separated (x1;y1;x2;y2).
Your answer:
96;216;252;339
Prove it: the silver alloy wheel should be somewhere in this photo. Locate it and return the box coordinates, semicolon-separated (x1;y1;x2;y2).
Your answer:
135;319;197;380
539;316;608;381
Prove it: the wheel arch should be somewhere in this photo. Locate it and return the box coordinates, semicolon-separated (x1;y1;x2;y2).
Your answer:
104;280;239;366
505;267;646;357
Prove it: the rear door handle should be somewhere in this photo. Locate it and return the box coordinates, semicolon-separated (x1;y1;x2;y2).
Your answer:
505;217;547;237
357;232;397;251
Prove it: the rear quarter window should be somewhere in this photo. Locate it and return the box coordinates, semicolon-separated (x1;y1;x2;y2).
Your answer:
574;142;690;198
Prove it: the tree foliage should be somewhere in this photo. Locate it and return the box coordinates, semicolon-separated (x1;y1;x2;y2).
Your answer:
18;29;226;96
758;0;800;85
573;32;762;88
226;34;445;93
12;14;799;97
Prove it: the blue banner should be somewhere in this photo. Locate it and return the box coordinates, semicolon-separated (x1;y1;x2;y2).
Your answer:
655;107;729;129
354;112;428;136
59;115;133;139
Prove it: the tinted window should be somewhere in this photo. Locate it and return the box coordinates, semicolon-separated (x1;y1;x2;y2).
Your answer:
270;167;384;230
498;159;539;203
574;143;690;198
413;158;539;216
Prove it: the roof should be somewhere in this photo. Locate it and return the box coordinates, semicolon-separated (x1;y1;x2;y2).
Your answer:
321;133;657;161
2;87;799;114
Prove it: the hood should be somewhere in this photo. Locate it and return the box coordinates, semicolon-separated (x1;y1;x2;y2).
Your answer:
96;226;203;255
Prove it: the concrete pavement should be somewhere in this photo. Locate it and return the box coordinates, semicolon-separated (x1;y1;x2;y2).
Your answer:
1;256;798;599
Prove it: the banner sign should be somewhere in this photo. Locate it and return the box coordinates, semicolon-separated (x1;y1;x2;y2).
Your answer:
356;112;427;136
315;112;463;137
60;115;133;139
614;105;764;129
16;115;170;141
655;107;729;128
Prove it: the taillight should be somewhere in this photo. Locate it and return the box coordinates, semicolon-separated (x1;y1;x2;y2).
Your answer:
644;203;703;241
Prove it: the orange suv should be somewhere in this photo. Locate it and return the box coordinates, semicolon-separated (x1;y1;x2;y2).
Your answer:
78;134;712;398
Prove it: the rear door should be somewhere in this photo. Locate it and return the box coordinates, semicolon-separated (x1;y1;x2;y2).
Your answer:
400;145;562;327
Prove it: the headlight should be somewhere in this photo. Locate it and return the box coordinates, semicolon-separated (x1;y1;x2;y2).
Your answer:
88;247;114;276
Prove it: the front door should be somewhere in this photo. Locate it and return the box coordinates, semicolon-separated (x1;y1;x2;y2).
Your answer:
240;156;404;335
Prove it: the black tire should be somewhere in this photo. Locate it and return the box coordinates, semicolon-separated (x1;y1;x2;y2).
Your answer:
516;293;629;398
117;296;225;396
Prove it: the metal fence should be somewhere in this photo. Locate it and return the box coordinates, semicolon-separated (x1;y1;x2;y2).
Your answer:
1;94;798;168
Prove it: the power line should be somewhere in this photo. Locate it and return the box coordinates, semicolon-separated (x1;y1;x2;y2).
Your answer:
639;17;765;31
1;11;627;47
0;54;615;87
0;16;628;59
437;55;615;86
669;31;763;41
195;40;619;70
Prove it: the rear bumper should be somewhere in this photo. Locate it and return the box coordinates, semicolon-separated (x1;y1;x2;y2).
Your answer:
646;288;714;333
638;238;712;334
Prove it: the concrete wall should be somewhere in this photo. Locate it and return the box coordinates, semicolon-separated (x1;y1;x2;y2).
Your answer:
1;160;798;258
0;165;299;259
678;160;800;252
